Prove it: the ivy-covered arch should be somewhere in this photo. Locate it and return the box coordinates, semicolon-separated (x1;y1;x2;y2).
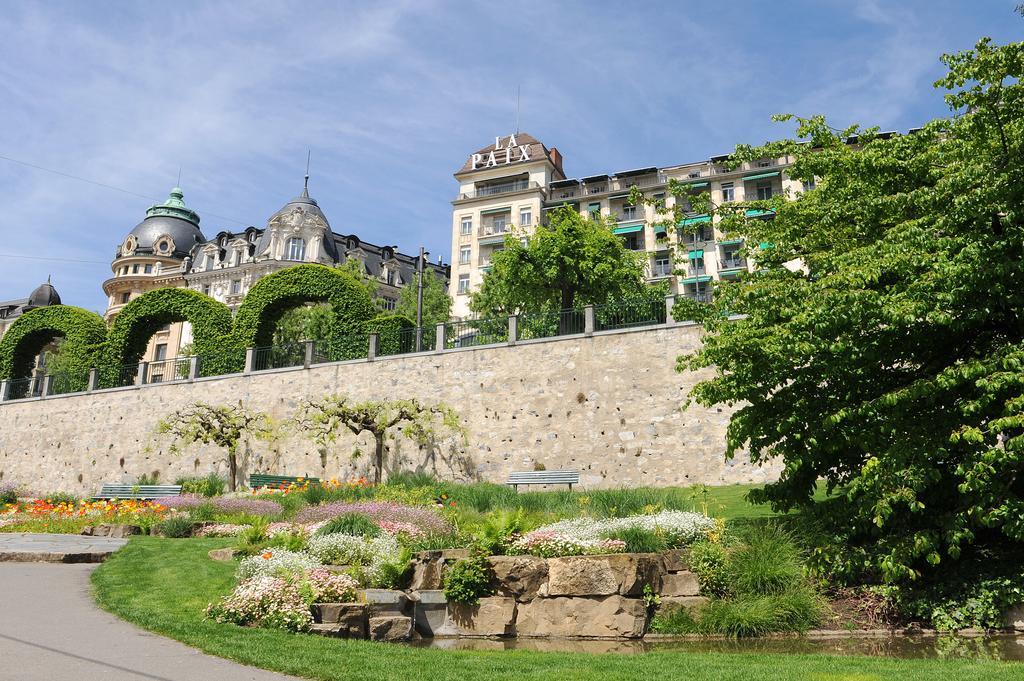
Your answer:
0;306;107;385
102;288;234;383
232;264;377;359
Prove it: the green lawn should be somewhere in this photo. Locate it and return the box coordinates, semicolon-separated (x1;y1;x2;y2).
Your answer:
91;537;1020;681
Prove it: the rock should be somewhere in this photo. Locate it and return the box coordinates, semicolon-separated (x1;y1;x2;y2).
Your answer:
369;615;412;641
546;554;663;597
488;556;548;601
516;596;647;638
662;549;690;573
659;595;708;612
409;557;443;591
659;571;700;597
361;589;408;616
312;603;367;637
207;548;237;562
81;524;141;538
411;590;448;636
443;596;517;637
1005;603;1024;632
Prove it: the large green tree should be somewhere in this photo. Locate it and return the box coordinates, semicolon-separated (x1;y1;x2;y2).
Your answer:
469;205;649;317
395;268;452;329
680;38;1024;586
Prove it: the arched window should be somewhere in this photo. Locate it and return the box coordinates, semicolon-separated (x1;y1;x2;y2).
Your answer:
287;237;306;261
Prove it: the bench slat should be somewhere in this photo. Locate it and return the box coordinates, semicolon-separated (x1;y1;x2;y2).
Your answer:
506;470;579;489
249;474;320;488
95;484;182;500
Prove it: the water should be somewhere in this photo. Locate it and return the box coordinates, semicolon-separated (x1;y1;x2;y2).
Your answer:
411;633;1024;661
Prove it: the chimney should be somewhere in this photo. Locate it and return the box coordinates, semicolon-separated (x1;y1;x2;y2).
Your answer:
549;147;564;176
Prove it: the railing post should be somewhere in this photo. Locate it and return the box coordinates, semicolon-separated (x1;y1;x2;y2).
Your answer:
87;368;98;392
415;326;423;353
28;374;38;397
0;379;9;402
135;361;149;386
665;294;676;325
41;375;53;397
435;323;446;352
188;356;200;381
303;341;315;369
507;315;518;346
368;333;379;361
244;347;255;375
584;305;595;337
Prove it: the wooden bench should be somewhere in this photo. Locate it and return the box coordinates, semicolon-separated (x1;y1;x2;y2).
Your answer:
94;484;182;500
506;470;579;491
249;474;320;490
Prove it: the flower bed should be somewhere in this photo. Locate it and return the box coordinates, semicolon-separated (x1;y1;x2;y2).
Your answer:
523;511;716;548
509;531;627;557
160;494;283;516
294;501;452;535
0;497;168;533
238;548;322;580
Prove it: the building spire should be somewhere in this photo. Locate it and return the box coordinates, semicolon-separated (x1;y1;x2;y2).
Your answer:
302;149;311;198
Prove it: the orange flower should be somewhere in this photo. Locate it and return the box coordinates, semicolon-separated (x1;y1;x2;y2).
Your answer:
261;551;273;560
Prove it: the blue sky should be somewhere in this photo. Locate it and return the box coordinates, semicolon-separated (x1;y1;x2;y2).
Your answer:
0;1;1020;312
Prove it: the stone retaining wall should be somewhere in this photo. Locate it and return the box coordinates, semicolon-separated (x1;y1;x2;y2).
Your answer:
0;324;778;494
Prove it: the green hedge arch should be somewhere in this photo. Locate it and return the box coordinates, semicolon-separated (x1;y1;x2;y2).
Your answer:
0;306;107;387
366;313;415;355
102;288;234;385
232;264;377;360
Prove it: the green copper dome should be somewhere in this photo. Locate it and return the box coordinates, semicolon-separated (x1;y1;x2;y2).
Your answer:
144;186;200;226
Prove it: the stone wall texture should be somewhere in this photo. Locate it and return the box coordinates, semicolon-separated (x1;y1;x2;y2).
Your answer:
0;323;779;494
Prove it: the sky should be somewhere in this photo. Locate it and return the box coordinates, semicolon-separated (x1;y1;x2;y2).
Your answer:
0;0;1020;313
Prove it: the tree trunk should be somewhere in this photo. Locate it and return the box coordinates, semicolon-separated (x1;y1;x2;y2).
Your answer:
559;288;576;335
228;451;238;492
374;434;385;485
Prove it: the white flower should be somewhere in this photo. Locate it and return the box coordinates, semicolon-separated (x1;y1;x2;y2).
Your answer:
237;548;321;580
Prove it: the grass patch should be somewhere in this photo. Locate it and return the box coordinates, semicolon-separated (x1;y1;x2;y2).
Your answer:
91;537;1019;681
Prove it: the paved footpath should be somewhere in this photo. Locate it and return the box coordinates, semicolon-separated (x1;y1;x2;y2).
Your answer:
0;536;300;681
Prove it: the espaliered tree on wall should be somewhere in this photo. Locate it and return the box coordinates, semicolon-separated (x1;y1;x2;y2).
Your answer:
292;395;465;484
677;38;1024;601
0;263;393;385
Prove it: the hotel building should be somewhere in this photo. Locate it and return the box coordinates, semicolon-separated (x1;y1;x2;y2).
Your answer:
448;133;803;319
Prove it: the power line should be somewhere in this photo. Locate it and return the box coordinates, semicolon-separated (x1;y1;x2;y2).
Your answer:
0;153;250;226
0;252;109;265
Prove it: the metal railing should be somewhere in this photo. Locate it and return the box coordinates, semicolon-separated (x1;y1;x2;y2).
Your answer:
720;258;746;270
5;377;39;400
311;334;370;365
113;363;139;389
593;298;666;332
146;357;192;383
49;370;90;395
253;343;306;372
377;326;436;356
517;308;586;341
460;180;537;200
443;318;508;349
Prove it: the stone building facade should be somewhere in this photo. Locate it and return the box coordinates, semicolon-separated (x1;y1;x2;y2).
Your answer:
0;323;777;495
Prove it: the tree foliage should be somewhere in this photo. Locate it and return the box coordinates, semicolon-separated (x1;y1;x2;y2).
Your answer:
395;268;452;328
0;305;107;389
292;395;464;483
469;206;649;317
680;38;1024;584
156;401;271;491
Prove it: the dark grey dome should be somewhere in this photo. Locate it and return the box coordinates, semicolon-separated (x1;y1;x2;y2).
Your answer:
123;187;205;258
254;186;338;261
25;281;60;309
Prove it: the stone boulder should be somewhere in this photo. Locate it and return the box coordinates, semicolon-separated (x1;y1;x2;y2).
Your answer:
361;589;408;617
546;554;663;597
443;596;517;637
81;524;141;539
207;548;237;562
369;615;412;641
311;603;368;638
1005;603;1024;632
662;549;690;573
659;571;700;598
411;590;448;637
488;556;548;601
516;595;647;638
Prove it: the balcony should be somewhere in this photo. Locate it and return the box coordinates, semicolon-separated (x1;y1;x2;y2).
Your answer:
686;291;713;303
459;180;539;200
651;262;673;278
478;224;511;237
610;173;666;191
720;258;746;270
616;207;641;222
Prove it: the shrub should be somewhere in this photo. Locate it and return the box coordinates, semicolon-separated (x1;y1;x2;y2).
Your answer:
443;555;496;605
160;495;282;517
315;513;380;538
294;501;452;535
186;503;217;522
689;540;730;598
176;473;226;497
195;523;246;537
508;531;626;558
605;526;669;554
157;514;195;538
237;548;321;580
469;509;535;555
727;525;803;596
0;482;17;506
302;568;359;604
696;589;822;638
264;531;308;553
43;492;80;506
525;511;715;548
305;533;400;571
206;576;312;632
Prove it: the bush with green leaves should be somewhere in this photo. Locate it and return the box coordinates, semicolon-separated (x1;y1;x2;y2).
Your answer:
157;514;195;538
0;482;18;506
443;555;496;605
0;305;106;389
175;473;226;497
315;513;381;538
604;526;669;554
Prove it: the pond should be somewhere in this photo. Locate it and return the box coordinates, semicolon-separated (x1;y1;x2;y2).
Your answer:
411;633;1024;661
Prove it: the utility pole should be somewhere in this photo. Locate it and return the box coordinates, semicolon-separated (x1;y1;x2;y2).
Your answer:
415;247;426;351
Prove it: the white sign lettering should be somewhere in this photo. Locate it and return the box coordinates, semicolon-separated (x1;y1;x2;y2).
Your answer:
471;134;534;170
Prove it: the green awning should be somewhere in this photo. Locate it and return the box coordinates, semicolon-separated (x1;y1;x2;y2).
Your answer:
653;224;668;235
608;192;630;199
613;224;643;235
685;181;709;189
687;249;704;260
745;209;775;218
681;275;713;284
481;206;512;215
680;214;711;226
719;238;744;246
719;269;743;278
759;242;775;250
479;235;508;245
743;171;779;182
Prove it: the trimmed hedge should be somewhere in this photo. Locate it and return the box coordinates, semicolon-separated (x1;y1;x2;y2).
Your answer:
101;288;235;386
0;306;107;390
366;313;415;355
232;264;377;361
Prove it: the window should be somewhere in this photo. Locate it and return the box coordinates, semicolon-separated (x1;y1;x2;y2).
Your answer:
156;324;171;333
520;237;529;248
380;297;397;311
621;205;638;221
721;183;734;202
154;344;167;361
653;255;671;277
202;285;211;296
802;179;817;192
722;247;744;269
287;237;305;261
459;246;471;264
491;215;507;233
588;202;601;218
756;181;773;201
230;279;241;294
519;208;532;226
690;257;706;274
757;159;773;168
205;254;214;271
460;216;472;235
457;274;470;294
120;292;131;304
622;233;644;251
143;264;153;274
132;264;139;273
385;269;395;286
